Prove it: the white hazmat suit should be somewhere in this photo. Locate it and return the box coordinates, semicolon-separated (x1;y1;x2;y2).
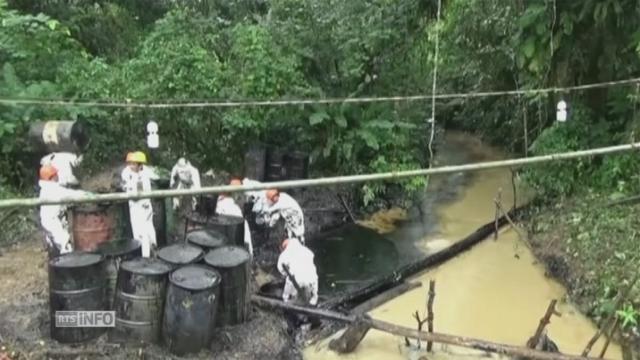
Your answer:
216;195;254;257
264;192;305;243
38;180;88;254
170;158;201;211
121;165;156;257
277;238;318;305
40;152;82;187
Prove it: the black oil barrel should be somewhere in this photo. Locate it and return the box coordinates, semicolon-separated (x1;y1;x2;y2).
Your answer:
283;151;309;180
266;148;285;181
151;179;169;247
244;144;266;181
205;214;245;248
49;253;107;344
111;258;172;344
196;194;218;217
94;240;142;310
186;228;228;252
29;120;89;154
157;244;204;269
162;265;221;356
204;246;251;326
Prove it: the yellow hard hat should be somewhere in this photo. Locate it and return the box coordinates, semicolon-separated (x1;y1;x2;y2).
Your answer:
126;151;147;164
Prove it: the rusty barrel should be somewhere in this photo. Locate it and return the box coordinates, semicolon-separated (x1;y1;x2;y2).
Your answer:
157;244;204;269
186;228;228;252
72;203;126;252
204;246;251;326
111;258;172;344
49;253;107;344
162;265;221;356
94;240;142;310
28;120;89;154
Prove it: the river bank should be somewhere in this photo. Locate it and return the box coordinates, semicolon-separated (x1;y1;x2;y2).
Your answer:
525;193;640;356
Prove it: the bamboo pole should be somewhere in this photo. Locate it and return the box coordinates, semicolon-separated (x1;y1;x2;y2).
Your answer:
3;142;640;209
252;295;606;360
598;317;619;358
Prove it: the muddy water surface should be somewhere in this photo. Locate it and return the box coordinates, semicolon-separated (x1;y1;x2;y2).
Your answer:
305;132;621;360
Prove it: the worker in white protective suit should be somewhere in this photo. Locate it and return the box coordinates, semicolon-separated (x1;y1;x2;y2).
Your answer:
40;152;82;187
38;165;90;256
277;238;318;306
215;179;254;256
121;151;156;258
263;189;305;244
170;157;201;211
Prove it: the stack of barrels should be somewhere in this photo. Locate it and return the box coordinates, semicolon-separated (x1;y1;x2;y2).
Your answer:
48;218;252;356
244;144;310;182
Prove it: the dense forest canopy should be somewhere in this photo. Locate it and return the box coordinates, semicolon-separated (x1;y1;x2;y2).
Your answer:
1;0;640;202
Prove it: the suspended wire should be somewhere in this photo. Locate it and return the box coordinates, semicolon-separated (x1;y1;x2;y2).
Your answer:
0;78;639;109
427;0;442;168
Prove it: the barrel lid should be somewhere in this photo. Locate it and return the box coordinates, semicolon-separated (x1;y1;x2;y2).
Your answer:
120;257;172;275
94;240;141;258
186;229;227;249
170;265;221;290
204;246;251;268
157;244;203;265
50;253;103;268
187;212;243;226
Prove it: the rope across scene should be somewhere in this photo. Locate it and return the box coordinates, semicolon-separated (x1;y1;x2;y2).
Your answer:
0;78;638;109
1;142;639;209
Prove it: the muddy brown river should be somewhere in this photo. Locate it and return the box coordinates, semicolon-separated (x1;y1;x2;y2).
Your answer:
304;132;622;360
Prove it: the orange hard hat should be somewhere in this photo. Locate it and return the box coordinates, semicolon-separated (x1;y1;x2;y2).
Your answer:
230;179;242;186
39;165;58;181
281;239;290;251
266;189;279;201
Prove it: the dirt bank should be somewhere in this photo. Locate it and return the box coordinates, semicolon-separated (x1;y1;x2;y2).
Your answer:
524;194;640;353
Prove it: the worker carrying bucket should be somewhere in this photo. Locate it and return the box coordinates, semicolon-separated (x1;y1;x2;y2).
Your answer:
261;189;306;244
277;238;318;306
120;151;156;258
38;165;91;257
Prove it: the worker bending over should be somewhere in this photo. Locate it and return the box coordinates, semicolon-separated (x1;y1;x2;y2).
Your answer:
170;157;201;211
263;189;305;243
277;238;318;306
216;179;254;256
40;152;82;188
121;151;156;257
38;165;89;256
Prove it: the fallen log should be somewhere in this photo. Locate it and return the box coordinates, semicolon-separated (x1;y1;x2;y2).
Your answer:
252;295;606;360
320;205;527;309
324;281;421;353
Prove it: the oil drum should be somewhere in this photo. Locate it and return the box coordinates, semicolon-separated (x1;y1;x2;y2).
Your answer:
204;246;251;326
49;253;107;343
265;147;285;181
111;258;172;344
186;228;228;252
244;144;266;182
93;240;142;309
162;265;221;356
71;203;119;252
205;214;245;248
28;120;89;154
157;243;204;269
283;151;309;180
